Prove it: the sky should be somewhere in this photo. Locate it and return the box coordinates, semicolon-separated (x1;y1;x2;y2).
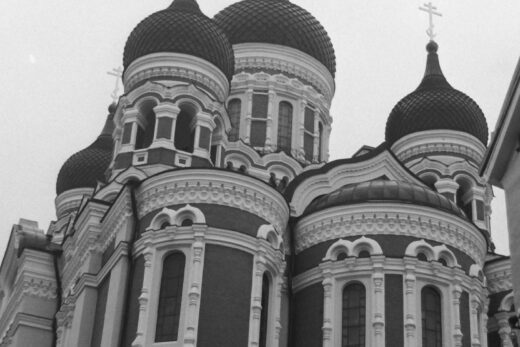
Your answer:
0;0;519;259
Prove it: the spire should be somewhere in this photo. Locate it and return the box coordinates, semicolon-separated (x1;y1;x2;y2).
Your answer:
416;40;452;91
168;0;200;13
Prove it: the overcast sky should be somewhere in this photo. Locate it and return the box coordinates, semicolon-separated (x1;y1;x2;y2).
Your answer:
0;0;519;259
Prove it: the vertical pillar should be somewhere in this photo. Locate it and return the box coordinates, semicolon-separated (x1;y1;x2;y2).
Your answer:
404;259;417;347
248;250;266;347
480;295;489;347
452;280;463;347
312;110;320;163
100;252;130;346
321;267;334;347
470;295;481;347
372;256;385;347
132;248;154;347
496;312;513;347
265;89;275;149
184;230;206;347
298;100;307;161
244;89;254;144
68;287;98;347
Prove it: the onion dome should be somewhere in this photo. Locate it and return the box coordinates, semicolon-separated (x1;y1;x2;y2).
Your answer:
123;0;234;81
304;179;465;218
56;105;115;195
214;0;336;77
385;41;488;145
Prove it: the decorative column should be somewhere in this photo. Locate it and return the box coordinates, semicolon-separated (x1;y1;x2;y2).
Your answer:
480;295;489;347
184;228;206;347
470;294;481;347
265;89;275;150
244;89;254;144
320;265;334;347
132;247;154;347
372;255;385;347
153;103;180;148
404;259;417;347
298;100;307;161
496;312;513;347
452;279;463;347
248;249;267;347
312;109;320;163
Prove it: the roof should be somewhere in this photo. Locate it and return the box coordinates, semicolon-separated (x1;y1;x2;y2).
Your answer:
303;179;466;218
56;105;115;195
214;0;336;77
123;0;235;81
385;41;488;145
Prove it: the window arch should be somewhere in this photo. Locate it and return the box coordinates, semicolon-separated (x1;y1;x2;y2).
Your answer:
155;252;186;342
175;104;196;153
259;273;270;347
342;282;366;347
135;100;157;150
421;286;442;347
228;99;241;142
277;101;293;154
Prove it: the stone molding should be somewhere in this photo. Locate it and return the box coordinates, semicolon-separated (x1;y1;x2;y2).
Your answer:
391;130;486;165
485;258;513;294
135;170;289;232
124;52;229;102
295;203;487;264
233;43;335;104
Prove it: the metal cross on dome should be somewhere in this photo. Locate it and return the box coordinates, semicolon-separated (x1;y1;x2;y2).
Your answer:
107;67;123;103
419;2;442;41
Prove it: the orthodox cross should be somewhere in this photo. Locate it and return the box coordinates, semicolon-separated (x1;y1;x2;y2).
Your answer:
419;2;442;41
107;67;123;103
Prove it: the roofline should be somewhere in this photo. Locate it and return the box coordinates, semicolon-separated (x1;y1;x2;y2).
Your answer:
479;57;520;183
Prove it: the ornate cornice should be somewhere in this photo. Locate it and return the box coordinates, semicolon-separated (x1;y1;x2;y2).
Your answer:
485;258;513;293
136;170;289;232
295;204;487;264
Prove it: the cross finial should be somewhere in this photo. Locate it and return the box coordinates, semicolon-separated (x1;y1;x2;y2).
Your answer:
419;2;442;41
107;67;123;103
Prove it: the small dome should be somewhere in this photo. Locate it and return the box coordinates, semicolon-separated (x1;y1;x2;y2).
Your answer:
123;0;234;80
385;41;488;145
214;0;336;77
304;179;465;218
56;106;115;195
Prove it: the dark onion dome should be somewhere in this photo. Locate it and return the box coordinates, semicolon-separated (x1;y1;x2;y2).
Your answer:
214;0;336;77
385;41;488;145
123;0;234;81
56;105;115;195
304;179;465;219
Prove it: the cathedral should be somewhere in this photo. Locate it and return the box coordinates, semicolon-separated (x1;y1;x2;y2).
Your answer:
0;0;517;346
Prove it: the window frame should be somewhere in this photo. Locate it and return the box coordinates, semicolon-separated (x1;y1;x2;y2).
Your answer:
342;281;367;347
416;281;449;347
250;90;269;148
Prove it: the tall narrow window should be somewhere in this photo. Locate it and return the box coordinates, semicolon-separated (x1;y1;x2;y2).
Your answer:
155;252;186;342
422;286;442;347
228;99;241;141
277;101;293;154
303;107;315;162
342;282;366;347
175;107;195;153
250;91;268;147
259;273;270;347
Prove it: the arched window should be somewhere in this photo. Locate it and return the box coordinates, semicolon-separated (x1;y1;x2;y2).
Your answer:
277;101;293;154
421;286;442;347
135;100;157;150
155;252;186;342
250;91;269;147
259;273;270;347
417;253;428;262
342;282;366;347
174;105;196;153
228;99;241;141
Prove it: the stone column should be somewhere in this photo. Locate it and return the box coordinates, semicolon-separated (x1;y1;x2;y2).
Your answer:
184;230;206;347
298;100;307;161
372;256;385;347
321;268;334;347
452;281;463;347
312;109;320;163
132;247;154;347
470;295;481;347
244;89;253;144
265;89;275;149
496;312;513;347
404;259;417;347
248;251;267;347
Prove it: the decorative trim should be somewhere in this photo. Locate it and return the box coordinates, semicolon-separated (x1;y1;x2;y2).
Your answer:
484;258;512;293
295;203;487;264
405;240;460;267
136;170;289;232
124;52;229;102
323;236;383;261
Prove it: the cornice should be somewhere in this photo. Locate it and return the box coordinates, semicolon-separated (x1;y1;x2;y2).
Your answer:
484;258;512;294
295;203;487;264
136;169;289;232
